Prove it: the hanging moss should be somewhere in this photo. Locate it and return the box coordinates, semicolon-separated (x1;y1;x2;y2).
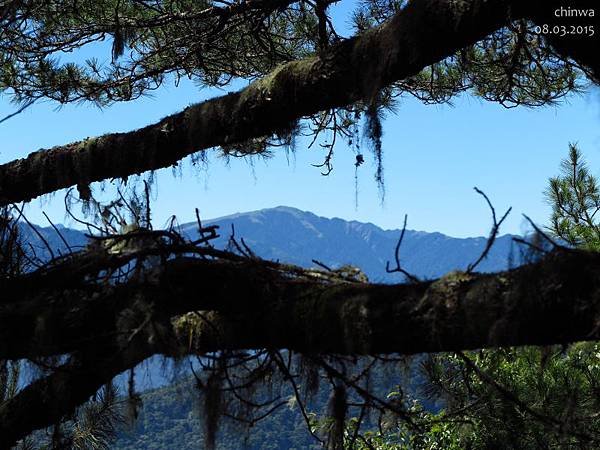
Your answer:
327;384;347;450
274;118;301;153
220;136;269;156
299;355;321;401
364;100;385;201
201;359;226;450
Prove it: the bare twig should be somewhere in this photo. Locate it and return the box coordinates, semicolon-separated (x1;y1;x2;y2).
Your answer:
227;224;254;258
0;99;37;126
240;237;256;258
522;214;561;248
42;212;73;254
12;204;55;260
467;187;512;273
386;214;420;283
64;189;105;235
272;352;325;446
312;259;333;272
512;214;564;257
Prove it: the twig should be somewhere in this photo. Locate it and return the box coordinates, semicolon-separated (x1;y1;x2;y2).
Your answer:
222;399;288;426
190;225;220;247
467;187;512;273
385;214;420;283
511;237;547;254
522;214;561;249
227;224;252;258
13;204;55;260
64;189;105;235
312;259;333;271
0;99;37;125
126;314;152;344
195;208;203;233
42;212;73;254
311;355;420;430
272;352;325;446
240;237;256;258
511;215;565;258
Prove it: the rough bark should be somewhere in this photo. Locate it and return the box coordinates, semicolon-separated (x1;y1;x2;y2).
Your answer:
2;248;600;445
1;0;596;205
4;248;600;361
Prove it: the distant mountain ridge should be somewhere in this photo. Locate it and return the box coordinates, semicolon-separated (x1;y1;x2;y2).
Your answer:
21;205;517;280
182;206;516;280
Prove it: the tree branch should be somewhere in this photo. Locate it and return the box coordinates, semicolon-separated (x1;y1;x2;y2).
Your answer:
2;0;594;205
3;247;600;361
3;246;600;445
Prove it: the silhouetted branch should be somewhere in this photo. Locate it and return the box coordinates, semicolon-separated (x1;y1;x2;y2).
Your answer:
386;214;419;283
312;259;333;271
467;187;511;273
42;212;73;255
0;99;37;126
273;352;326;446
523;214;561;248
4;0;591;205
12;204;55;261
224;224;256;259
3;219;600;444
512;215;564;257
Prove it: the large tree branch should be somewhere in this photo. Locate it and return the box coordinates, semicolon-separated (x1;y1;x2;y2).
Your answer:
2;0;596;205
0;339;157;448
3;248;600;361
2;247;600;445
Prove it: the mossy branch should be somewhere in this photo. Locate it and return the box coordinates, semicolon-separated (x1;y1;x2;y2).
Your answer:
2;0;596;206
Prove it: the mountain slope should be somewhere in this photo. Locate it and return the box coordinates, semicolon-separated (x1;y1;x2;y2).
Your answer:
183;206;516;281
18;206;516;281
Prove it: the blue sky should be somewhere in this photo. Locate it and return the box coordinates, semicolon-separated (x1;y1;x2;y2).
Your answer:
1;5;600;238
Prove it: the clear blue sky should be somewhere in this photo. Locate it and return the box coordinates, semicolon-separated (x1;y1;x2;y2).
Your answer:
1;4;599;238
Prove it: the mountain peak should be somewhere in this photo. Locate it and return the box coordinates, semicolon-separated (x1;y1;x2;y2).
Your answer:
181;206;515;281
19;206;516;282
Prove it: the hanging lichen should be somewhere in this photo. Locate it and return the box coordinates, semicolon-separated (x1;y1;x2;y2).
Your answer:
219;118;301;159
327;384;347;450
299;355;321;402
274;119;301;154
347;108;363;209
202;360;225;450
220;136;270;157
364;99;385;201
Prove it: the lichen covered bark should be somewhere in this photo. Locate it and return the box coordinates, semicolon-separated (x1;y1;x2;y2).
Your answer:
3;0;593;205
2;248;600;360
2;247;600;444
